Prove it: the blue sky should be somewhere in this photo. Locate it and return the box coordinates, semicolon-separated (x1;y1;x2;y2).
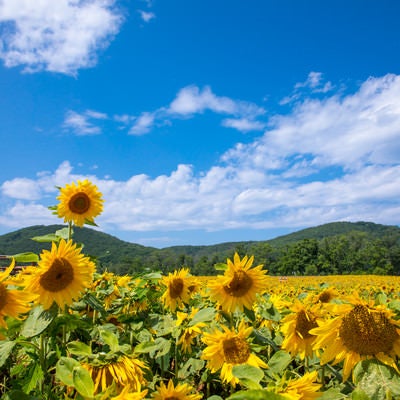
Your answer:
0;0;400;248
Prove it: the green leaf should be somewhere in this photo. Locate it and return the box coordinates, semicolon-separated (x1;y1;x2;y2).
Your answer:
351;388;371;400
11;252;39;263
73;366;95;398
135;341;160;354
56;357;81;386
189;307;216;326
20;304;57;338
55;227;71;240
243;306;256;322
214;262;227;271
67;341;92;357
227;389;287;400
22;363;44;394
207;397;224;400
232;365;264;389
31;233;60;243
353;359;400;399
2;390;39;400
267;350;292;374
0;340;16;367
318;388;348;399
178;358;205;379
99;329;119;352
84;218;98;227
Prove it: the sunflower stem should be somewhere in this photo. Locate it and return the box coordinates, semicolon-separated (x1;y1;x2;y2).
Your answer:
68;221;73;241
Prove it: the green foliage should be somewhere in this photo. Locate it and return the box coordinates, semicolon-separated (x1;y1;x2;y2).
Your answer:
1;221;399;275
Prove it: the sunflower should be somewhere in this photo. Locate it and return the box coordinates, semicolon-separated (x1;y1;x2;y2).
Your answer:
280;301;322;360
57;179;103;227
201;320;267;385
278;370;322;400
24;239;95;309
207;253;269;313
0;259;35;327
83;355;147;394
151;380;202;400
310;295;400;381
111;385;148;400
160;268;194;311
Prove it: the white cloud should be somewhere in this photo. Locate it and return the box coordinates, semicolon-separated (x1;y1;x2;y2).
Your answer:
138;10;155;23
168;85;265;117
63;109;109;135
1;74;400;240
221;118;265;132
129;112;155;135
0;0;123;75
1;178;41;200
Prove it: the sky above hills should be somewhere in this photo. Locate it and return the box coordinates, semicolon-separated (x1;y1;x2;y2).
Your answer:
1;0;399;248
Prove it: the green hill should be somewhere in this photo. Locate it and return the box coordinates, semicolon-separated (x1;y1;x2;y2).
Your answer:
0;221;399;275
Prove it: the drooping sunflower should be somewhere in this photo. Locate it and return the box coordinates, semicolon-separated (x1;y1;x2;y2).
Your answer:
57;179;103;227
0;259;35;327
83;355;147;394
310;296;400;382
151;380;202;400
201;320;268;385
278;370;322;400
207;253;269;313
24;239;95;309
281;301;322;360
160;268;194;312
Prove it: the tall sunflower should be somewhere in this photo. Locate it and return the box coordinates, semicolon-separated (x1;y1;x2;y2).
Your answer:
151;380;202;400
201;320;267;385
0;259;35;327
280;301;322;360
25;239;95;309
83;355;147;394
57;179;103;227
310;296;400;381
160;268;194;311
207;253;269;313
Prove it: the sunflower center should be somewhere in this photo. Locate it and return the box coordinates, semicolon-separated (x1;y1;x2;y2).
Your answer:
39;257;74;292
223;270;253;297
169;278;184;299
339;305;399;355
0;284;8;311
296;310;318;339
68;192;91;214
318;291;333;303
223;337;251;364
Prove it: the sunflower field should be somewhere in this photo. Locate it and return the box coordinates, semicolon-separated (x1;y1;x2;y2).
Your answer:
1;181;400;399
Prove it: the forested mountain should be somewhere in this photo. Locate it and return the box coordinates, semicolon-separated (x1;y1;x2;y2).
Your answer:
0;221;399;275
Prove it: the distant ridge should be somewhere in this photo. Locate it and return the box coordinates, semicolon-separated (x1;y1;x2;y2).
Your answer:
0;221;398;254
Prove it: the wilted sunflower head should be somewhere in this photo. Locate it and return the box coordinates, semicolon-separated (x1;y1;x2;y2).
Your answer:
207;253;269;313
25;239;95;309
57;179;103;227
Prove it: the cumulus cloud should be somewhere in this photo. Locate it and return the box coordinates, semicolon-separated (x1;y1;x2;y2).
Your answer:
0;0;123;75
127;85;266;135
1;74;400;241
